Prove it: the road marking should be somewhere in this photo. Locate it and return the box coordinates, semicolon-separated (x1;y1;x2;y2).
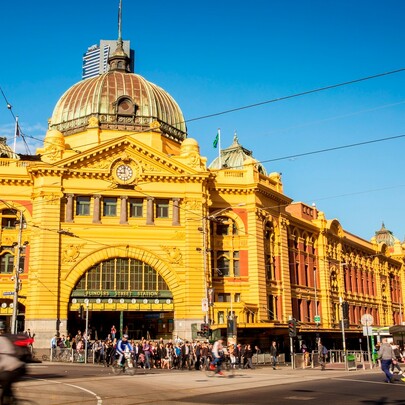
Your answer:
35;378;103;404
284;396;316;400
333;377;405;387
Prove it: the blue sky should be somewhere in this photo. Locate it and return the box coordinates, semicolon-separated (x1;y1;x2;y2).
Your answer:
1;0;405;241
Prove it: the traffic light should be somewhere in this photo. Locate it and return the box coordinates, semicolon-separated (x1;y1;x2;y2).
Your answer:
288;319;297;337
198;323;210;338
78;305;84;319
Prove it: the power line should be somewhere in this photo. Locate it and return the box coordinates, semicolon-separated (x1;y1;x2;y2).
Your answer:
184;67;405;123
262;133;405;163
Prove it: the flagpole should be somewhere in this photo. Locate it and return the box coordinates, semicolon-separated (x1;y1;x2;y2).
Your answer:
218;128;222;168
13;116;18;154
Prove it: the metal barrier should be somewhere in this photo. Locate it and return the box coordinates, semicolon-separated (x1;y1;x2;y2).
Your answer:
50;347;95;363
309;349;366;370
252;353;285;366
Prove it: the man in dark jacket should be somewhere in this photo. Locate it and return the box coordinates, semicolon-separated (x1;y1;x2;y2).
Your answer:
270;341;278;370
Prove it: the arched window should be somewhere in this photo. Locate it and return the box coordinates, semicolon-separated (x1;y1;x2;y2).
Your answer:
74;257;170;292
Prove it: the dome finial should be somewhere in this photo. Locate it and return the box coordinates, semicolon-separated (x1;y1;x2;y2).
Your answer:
108;0;131;72
118;0;123;42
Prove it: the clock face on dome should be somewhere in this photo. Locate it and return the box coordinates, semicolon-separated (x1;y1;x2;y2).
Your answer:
116;164;133;181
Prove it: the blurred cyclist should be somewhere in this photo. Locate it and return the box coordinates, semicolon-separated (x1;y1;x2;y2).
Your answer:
210;338;225;376
0;325;26;404
116;334;133;367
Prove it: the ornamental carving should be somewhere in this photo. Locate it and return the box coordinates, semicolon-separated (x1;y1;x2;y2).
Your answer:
141;161;158;172
87;116;99;127
32;192;62;205
161;246;183;266
186;152;202;169
330;269;339;292
172;231;185;240
62;244;85;263
184;199;202;211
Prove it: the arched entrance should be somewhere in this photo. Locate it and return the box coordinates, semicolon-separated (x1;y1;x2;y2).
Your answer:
68;256;174;340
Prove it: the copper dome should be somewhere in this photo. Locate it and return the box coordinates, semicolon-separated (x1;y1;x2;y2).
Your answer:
49;70;187;142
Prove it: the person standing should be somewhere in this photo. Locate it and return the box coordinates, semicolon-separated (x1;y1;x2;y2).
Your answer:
318;340;327;370
378;338;395;383
110;325;116;340
270;341;278;370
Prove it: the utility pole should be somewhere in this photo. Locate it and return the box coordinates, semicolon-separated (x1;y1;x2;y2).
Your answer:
11;211;23;334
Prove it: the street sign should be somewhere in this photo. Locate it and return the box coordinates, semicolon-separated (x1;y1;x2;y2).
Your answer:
3;292;14;296
363;326;373;336
361;314;373;326
314;315;321;323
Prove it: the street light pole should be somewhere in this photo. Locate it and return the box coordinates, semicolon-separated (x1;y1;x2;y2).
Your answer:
339;296;348;371
202;216;209;324
11;211;23;334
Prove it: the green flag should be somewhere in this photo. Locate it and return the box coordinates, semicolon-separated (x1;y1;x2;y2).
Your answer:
213;131;219;148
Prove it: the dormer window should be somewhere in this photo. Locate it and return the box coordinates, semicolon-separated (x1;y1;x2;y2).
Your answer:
114;97;137;116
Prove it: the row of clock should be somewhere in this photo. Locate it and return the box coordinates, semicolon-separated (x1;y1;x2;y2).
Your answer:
72;298;172;305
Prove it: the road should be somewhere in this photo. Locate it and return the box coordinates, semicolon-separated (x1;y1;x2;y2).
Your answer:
13;363;405;404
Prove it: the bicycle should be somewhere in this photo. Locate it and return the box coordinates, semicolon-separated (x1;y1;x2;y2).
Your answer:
111;350;137;376
204;356;235;378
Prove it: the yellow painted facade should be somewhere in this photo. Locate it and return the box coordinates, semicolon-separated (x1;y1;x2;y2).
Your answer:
0;39;404;351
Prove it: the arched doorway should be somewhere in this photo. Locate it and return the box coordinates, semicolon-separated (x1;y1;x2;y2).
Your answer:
68;257;174;340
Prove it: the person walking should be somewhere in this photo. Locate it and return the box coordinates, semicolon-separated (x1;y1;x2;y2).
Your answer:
270;341;278;370
244;344;254;369
378;338;395;383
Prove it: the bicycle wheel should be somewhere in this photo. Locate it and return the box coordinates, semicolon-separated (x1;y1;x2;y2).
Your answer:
125;359;137;376
111;360;124;375
204;362;216;377
224;361;235;377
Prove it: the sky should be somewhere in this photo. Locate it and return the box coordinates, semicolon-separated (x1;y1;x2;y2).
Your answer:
1;0;405;242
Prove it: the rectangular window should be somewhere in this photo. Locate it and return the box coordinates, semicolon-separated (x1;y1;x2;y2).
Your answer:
144;265;157;290
103;197;117;217
268;295;276;320
1;209;17;229
116;258;129;290
217;251;230;277
233;251;240;276
87;266;100;290
76;196;91;216
0;254;14;274
130;260;143;290
156;199;169;218
217;293;231;302
218;311;225;324
129;198;143;218
102;261;115;290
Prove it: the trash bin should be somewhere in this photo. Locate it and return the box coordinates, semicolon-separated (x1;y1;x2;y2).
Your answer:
347;354;356;370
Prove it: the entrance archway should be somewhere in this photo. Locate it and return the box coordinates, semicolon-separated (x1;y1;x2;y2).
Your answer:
66;250;177;340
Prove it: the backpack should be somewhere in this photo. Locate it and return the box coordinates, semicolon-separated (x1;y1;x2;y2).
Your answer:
322;346;328;355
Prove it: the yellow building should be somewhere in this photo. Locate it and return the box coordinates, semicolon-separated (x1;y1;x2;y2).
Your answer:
1;38;404;350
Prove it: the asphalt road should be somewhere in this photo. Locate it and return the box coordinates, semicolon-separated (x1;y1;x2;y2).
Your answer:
12;363;405;405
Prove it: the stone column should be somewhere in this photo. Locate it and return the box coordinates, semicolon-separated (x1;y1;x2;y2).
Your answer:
172;198;180;226
146;197;154;225
120;196;128;224
93;195;101;224
65;194;74;223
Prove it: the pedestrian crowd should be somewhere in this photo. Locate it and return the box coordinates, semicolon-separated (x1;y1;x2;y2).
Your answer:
50;329;270;370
